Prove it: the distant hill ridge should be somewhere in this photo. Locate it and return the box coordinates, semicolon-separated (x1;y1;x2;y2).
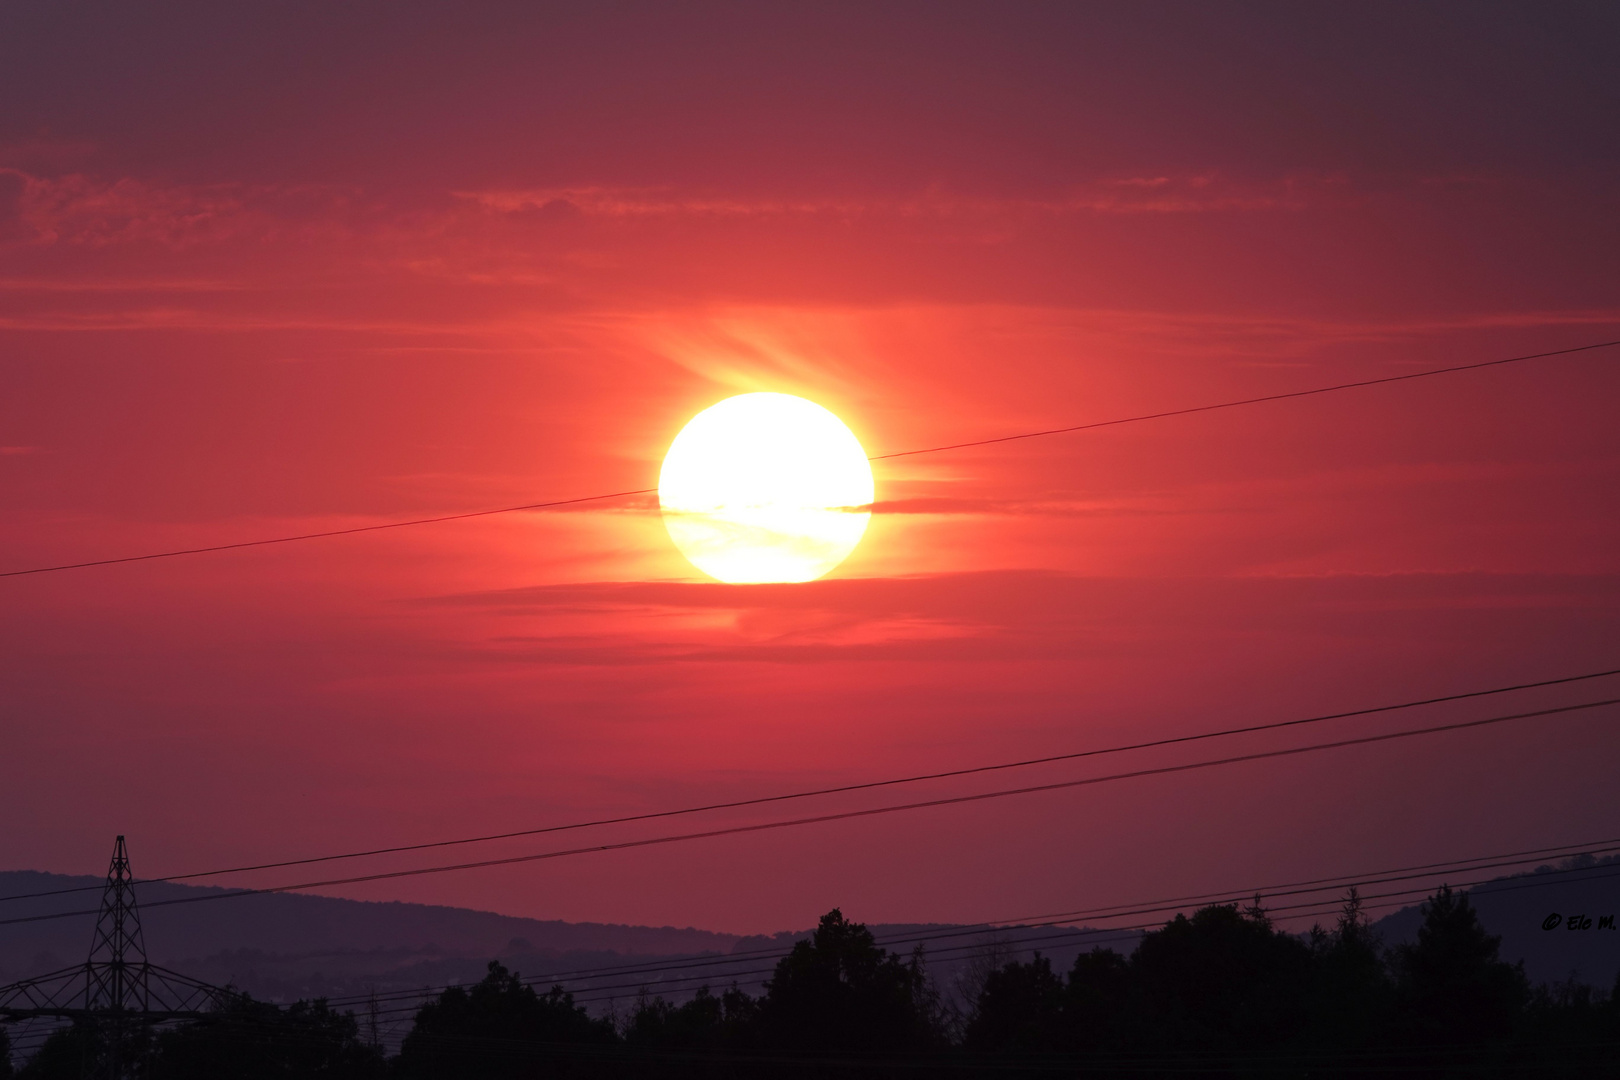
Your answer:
0;871;1112;1007
1370;852;1620;989
1;854;1614;1008
0;870;743;984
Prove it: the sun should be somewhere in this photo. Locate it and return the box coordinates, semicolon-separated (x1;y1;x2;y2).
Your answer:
658;393;874;583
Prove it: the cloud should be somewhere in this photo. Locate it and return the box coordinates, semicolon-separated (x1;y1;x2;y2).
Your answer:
0;277;244;293
863;496;1185;517
454;174;1334;221
422;567;1620;622
0;168;362;248
1;169;248;246
408;569;1620;668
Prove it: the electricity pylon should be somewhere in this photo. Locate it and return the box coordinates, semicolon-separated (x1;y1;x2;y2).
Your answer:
0;836;238;1077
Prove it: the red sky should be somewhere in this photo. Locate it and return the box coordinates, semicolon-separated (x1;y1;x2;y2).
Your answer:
2;1;1618;936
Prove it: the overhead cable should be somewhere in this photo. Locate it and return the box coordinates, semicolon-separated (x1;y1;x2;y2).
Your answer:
4;666;1613;906
4;338;1614;579
1;695;1613;929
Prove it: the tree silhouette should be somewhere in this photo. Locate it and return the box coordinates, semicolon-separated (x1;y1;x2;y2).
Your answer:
623;984;758;1053
962;953;1064;1053
1129;901;1312;1049
1307;887;1393;1047
16;888;1620;1077
1064;946;1130;1051
1392;885;1527;1044
758;908;943;1056
395;960;617;1079
16;1020;137;1080
155;996;383;1079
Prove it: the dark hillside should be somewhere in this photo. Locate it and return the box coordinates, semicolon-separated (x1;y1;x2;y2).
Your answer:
1372;854;1620;987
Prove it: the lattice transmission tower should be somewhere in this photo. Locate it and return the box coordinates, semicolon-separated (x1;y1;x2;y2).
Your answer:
0;836;239;1077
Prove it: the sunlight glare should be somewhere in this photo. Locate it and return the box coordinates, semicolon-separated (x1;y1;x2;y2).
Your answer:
658;393;874;583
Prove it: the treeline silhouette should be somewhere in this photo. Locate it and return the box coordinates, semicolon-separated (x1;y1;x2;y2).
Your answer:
6;887;1618;1077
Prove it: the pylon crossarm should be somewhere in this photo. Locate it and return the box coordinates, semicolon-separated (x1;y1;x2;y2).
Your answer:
143;963;235;991
0;965;93;1011
1;965;239;1021
140;965;241;1012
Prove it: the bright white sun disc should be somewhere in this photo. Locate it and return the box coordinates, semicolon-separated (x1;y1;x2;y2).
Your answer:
658;393;874;583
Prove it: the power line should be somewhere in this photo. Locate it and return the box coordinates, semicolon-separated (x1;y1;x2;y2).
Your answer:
518;848;1620;996
302;885;1530;1021
16;731;1618;1055
0;487;658;579
344;885;1547;1018
201;832;1620;1010
2;695;1613;930
971;835;1620;929
378;862;1620;1020
321;850;1620;1021
325;844;1620;1011
556;865;1620;1010
7;847;1609;1053
867;338;1620;460
5;666;1613;907
3;337;1614;580
10;849;1618;1059
175;834;1612;1019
